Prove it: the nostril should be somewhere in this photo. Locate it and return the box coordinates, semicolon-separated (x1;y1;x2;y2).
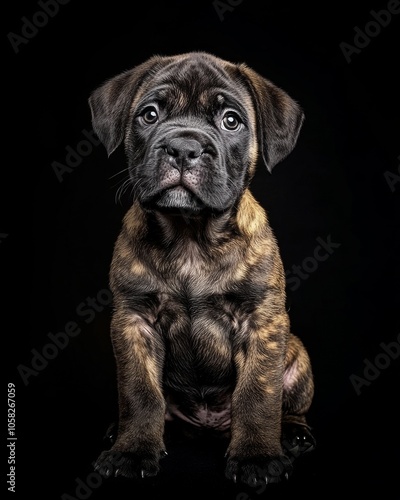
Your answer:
165;145;178;156
188;149;203;159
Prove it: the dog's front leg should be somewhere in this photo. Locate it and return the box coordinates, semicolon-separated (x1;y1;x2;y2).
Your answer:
225;310;292;486
95;308;166;479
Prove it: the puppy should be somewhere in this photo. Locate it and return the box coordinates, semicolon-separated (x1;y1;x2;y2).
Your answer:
88;51;315;486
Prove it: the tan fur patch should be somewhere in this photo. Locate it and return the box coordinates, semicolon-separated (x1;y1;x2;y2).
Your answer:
236;189;267;239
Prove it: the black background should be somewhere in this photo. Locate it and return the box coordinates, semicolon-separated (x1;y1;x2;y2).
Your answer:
3;1;400;498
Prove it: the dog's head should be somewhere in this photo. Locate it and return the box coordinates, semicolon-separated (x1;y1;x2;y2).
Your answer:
89;52;304;215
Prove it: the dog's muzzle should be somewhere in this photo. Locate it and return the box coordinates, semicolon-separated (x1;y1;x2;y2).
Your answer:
137;129;224;215
156;137;205;213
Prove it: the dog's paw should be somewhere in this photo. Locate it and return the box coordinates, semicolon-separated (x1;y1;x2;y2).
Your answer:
94;448;166;480
281;423;316;459
225;454;293;486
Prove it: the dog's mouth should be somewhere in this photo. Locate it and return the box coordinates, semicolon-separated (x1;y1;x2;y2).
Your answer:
146;185;206;216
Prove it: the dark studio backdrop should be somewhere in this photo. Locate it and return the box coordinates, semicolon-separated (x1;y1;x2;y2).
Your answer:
3;1;399;499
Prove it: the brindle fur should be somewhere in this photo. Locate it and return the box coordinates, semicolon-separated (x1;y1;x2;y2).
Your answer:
89;52;315;485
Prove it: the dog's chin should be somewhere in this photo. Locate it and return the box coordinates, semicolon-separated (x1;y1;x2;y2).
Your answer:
144;186;207;216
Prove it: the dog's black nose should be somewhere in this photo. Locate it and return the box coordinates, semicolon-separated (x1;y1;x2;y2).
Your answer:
165;138;203;166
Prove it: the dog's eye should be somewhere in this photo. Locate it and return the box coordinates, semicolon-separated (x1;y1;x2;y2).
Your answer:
221;113;241;131
140;107;159;125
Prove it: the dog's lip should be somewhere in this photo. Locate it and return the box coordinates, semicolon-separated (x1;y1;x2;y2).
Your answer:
150;184;206;211
140;182;193;203
166;185;188;194
159;183;199;201
159;181;195;196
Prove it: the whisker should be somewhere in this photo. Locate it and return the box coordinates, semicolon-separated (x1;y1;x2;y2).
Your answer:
109;166;130;181
115;178;132;205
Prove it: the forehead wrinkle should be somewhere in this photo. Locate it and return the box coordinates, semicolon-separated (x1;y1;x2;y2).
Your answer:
160;85;189;110
157;57;236;96
130;57;256;124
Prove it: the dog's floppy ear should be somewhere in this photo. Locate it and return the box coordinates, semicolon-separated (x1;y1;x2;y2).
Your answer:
238;64;304;172
88;55;170;156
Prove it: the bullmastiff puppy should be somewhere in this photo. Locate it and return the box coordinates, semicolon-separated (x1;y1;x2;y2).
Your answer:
88;51;315;486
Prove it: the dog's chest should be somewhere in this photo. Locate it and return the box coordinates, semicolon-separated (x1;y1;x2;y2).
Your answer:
175;239;203;277
159;284;237;413
154;243;251;390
